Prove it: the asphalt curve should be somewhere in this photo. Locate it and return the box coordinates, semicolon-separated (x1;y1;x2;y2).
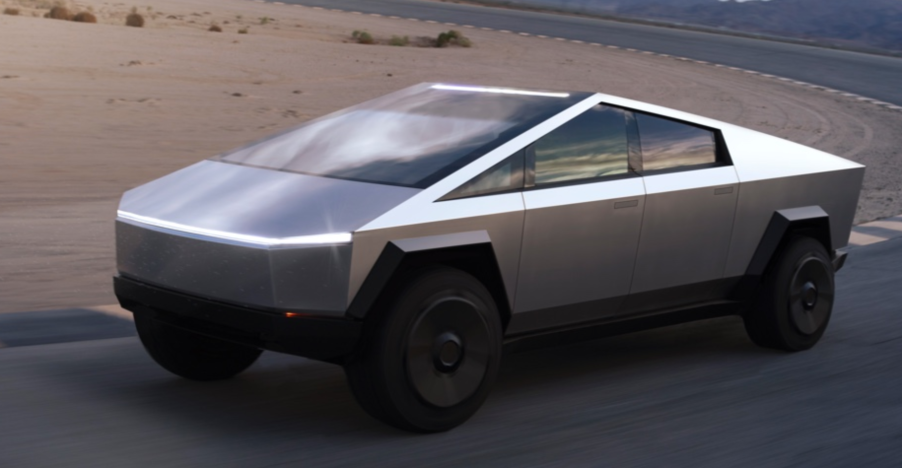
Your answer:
277;0;902;106
1;237;901;467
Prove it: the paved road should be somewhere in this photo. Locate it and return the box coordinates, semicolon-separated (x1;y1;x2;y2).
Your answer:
280;0;902;106
1;237;901;467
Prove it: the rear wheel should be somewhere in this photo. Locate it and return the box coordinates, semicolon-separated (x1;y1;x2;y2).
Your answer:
743;236;835;351
135;313;262;381
345;267;503;433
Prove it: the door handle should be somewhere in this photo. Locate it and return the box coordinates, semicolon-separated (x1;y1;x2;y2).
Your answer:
714;187;734;195
614;200;639;209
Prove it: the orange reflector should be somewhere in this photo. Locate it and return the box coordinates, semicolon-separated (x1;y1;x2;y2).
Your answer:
285;312;307;318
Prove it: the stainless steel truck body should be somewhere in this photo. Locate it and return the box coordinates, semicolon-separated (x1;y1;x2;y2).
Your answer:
115;83;864;432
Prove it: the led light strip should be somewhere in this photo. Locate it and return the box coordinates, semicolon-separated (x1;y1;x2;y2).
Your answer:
432;84;570;98
117;211;352;246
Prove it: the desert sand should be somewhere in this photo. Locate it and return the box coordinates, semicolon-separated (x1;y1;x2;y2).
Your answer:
1;0;900;313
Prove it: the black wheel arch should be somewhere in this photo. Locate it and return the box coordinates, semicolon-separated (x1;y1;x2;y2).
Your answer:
733;206;835;302
345;231;513;332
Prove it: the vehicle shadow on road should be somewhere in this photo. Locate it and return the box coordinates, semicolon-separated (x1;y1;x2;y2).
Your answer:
55;315;779;440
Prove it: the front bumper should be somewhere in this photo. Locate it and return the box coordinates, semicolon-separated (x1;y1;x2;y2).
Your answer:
114;275;362;363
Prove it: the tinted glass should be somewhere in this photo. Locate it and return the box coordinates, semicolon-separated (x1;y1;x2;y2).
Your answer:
634;112;717;172
443;151;524;200
218;84;591;188
532;105;630;185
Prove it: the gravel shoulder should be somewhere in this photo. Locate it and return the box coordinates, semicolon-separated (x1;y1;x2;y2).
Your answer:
1;0;900;313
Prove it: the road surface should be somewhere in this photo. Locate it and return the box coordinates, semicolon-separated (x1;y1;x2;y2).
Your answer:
277;0;902;106
1;237;901;467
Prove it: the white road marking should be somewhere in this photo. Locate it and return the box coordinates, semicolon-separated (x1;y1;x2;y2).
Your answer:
848;216;902;247
848;231;889;247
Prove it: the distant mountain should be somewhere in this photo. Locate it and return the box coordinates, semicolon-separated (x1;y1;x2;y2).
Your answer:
618;0;902;52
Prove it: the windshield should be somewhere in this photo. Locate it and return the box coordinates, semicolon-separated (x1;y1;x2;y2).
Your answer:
217;83;590;188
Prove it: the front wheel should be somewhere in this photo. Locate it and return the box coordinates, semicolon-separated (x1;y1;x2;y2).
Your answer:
134;313;262;381
345;267;503;433
743;236;835;351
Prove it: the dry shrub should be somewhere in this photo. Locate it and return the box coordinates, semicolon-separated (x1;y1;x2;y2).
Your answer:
352;30;375;44
237;27;248;34
3;7;19;15
47;6;72;20
208;24;222;32
126;7;144;27
72;11;96;23
436;30;471;48
126;12;144;27
389;35;409;47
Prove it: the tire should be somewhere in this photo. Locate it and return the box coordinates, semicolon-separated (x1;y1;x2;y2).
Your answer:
743;236;835;351
134;313;262;381
345;267;503;433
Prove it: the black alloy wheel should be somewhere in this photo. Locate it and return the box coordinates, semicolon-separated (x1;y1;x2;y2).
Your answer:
345;267;503;433
744;236;835;351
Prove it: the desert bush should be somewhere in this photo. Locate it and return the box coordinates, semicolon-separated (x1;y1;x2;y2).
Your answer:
126;7;144;27
72;11;96;23
353;30;375;44
3;7;19;15
238;27;248;34
389;35;409;46
208;23;222;32
47;6;72;20
259;16;271;25
436;29;472;48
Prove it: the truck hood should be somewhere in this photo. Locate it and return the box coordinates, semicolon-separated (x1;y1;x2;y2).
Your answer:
118;160;421;245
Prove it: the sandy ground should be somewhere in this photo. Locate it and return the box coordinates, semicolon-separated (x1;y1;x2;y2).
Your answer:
1;0;900;314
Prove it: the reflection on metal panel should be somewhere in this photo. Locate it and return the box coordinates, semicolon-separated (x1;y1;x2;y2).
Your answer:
720;126;864;183
120;160;420;240
630;166;739;295
116;221;352;313
724;168;864;277
517;177;646;314
348;193;526;306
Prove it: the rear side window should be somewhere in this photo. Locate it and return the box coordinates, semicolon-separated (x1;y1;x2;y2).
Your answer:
442;151;524;200
634;112;717;172
530;105;631;186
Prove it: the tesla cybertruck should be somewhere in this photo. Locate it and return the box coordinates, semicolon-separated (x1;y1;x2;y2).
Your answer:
115;83;864;432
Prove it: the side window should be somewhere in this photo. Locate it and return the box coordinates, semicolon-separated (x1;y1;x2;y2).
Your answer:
529;105;631;186
634;112;717;172
441;150;524;200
